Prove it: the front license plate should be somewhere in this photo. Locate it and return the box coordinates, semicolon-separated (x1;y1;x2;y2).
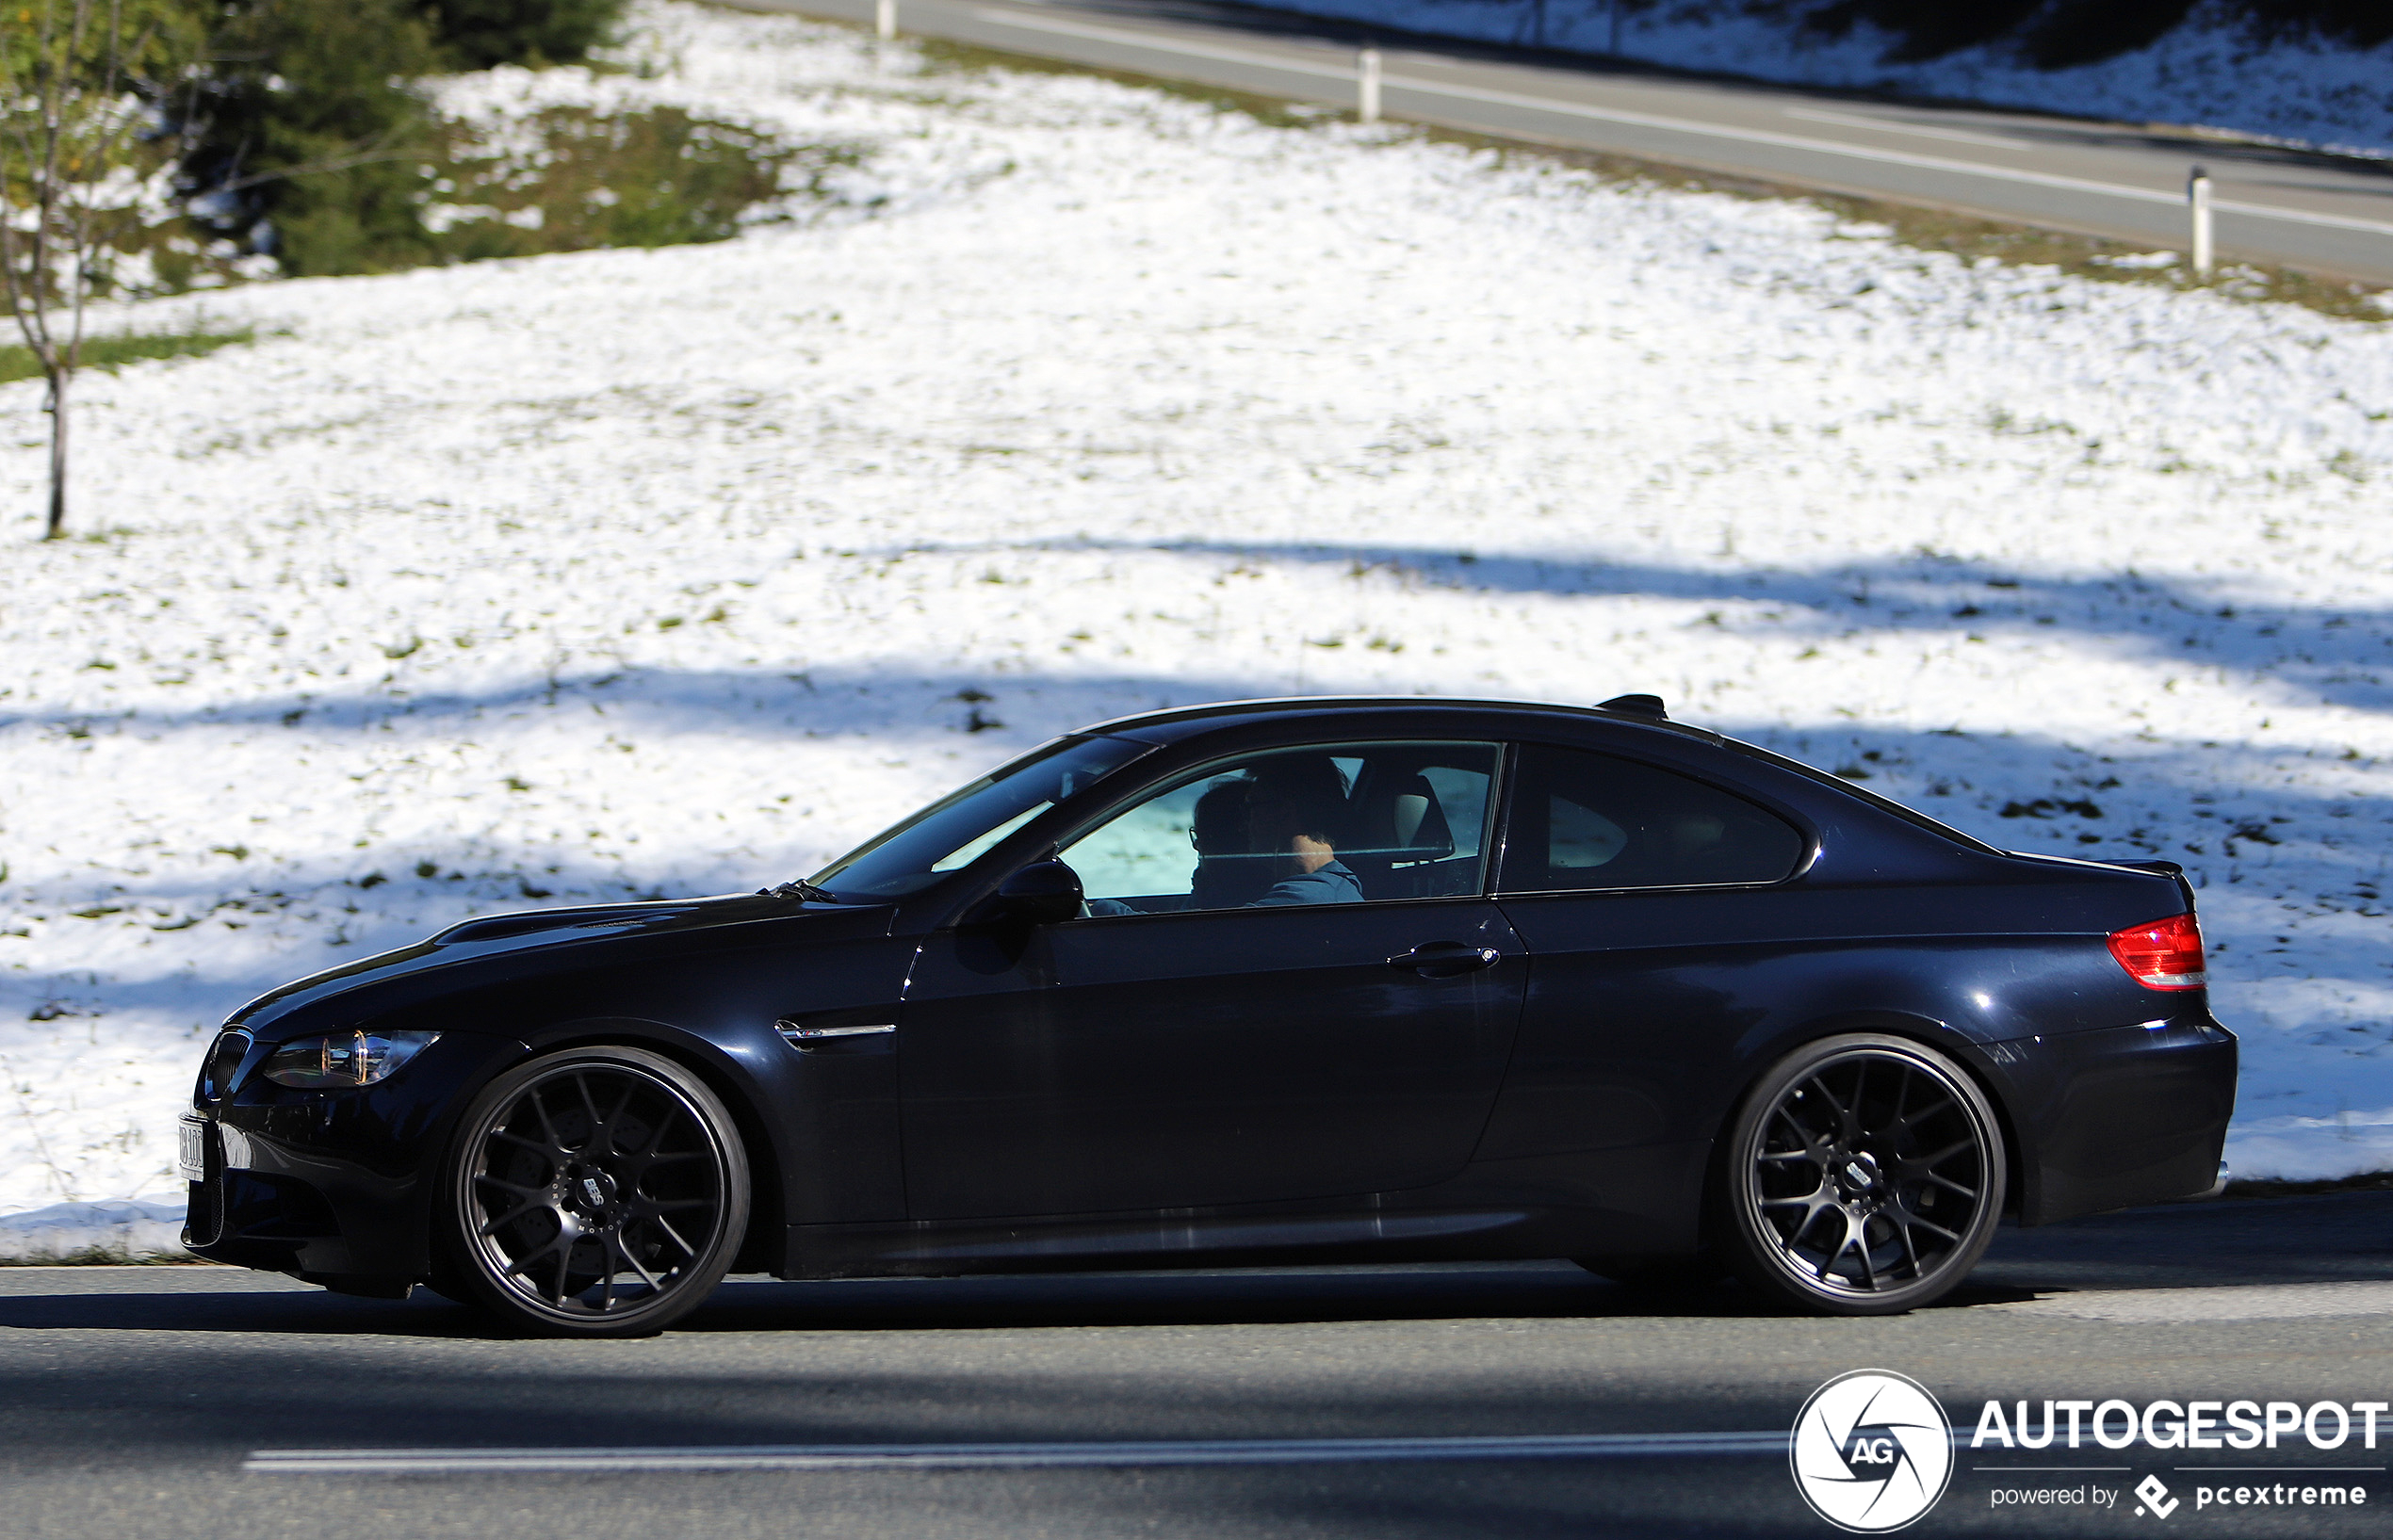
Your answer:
177;1117;206;1182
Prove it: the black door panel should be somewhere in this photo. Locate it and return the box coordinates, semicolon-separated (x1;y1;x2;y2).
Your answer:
899;901;1526;1219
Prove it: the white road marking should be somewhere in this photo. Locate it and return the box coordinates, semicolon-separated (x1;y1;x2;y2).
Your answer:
1782;105;2033;152
247;1430;1792;1474
1997;1280;2393;1323
2206;196;2393;235
967;4;2393;236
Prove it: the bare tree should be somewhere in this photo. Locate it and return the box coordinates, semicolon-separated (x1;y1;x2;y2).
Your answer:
1;0;194;540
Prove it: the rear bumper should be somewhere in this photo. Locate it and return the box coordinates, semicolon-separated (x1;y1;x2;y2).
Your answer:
1975;1013;2238;1226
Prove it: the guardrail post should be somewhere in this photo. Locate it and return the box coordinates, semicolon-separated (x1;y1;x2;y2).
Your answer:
1359;47;1382;124
2188;165;2212;280
876;0;894;41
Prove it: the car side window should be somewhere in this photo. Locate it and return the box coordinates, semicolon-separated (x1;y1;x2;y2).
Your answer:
1059;741;1500;915
1499;743;1804;894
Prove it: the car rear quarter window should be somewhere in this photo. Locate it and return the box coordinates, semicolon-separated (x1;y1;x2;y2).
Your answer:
1499;743;1806;893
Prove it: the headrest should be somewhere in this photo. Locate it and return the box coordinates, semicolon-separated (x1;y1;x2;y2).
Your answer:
1370;773;1454;862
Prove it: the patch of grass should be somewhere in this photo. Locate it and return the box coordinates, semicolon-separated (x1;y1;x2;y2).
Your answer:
426;105;863;261
0;325;257;387
1806;194;2389;320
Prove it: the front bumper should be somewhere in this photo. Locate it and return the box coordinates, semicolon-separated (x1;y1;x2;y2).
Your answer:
1976;1013;2238;1225
182;1029;526;1283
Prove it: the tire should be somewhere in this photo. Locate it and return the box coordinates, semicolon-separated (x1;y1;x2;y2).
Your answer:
1719;1033;2005;1316
439;1046;750;1337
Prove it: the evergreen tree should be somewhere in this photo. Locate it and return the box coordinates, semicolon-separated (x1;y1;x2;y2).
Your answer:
177;0;441;275
1801;0;2393;64
418;0;628;70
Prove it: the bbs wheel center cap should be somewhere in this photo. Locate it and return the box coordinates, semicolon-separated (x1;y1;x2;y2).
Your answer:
563;1166;619;1219
1837;1153;1881;1199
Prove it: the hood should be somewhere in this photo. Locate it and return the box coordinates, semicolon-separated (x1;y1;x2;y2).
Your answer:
226;891;877;1036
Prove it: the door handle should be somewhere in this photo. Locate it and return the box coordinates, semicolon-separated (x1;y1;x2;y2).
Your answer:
1387;943;1502;978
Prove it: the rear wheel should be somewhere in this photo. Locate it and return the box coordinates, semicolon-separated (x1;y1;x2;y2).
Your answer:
441;1046;749;1337
1721;1034;2004;1316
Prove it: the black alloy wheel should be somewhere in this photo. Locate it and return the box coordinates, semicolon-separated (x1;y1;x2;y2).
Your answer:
442;1046;750;1337
1721;1034;2005;1315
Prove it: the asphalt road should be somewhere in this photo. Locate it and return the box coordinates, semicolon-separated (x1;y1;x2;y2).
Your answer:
738;0;2393;286
6;1191;2392;1540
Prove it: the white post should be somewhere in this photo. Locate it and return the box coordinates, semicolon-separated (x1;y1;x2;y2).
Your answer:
1358;47;1381;125
876;0;895;41
2188;165;2213;280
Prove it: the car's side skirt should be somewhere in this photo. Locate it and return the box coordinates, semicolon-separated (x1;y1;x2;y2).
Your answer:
774;1143;1711;1279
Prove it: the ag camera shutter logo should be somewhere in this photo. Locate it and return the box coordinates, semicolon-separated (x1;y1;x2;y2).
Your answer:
1791;1370;1954;1532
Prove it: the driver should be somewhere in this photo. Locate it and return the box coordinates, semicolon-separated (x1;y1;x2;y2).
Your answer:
1241;775;1361;907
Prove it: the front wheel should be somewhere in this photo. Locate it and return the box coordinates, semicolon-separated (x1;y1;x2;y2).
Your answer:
440;1046;750;1337
1720;1034;2005;1316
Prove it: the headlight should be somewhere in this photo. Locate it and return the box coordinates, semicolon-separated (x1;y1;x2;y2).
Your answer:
262;1029;441;1089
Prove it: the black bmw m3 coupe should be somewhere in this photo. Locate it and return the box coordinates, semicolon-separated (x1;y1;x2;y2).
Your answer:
181;695;2235;1334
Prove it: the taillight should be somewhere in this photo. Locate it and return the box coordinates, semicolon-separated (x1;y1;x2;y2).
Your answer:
2108;913;2206;991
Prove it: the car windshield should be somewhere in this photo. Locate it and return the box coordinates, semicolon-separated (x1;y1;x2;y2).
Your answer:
810;736;1155;899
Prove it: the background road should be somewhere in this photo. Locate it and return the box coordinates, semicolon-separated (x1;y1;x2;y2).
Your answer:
743;0;2393;286
7;1192;2392;1539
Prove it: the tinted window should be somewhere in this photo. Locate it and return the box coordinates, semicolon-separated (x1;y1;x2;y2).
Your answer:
1060;741;1499;914
1499;744;1803;893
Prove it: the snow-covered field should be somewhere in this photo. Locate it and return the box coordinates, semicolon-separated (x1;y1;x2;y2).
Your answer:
5;1;2393;1249
1265;0;2393;157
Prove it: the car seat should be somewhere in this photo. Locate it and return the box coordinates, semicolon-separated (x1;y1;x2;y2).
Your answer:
1344;772;1455;899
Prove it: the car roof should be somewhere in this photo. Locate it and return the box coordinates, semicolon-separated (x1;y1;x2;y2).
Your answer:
1078;696;2004;857
1080;695;1724;747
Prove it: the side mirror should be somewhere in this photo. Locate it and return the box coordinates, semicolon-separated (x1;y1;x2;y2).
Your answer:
982;859;1083;928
